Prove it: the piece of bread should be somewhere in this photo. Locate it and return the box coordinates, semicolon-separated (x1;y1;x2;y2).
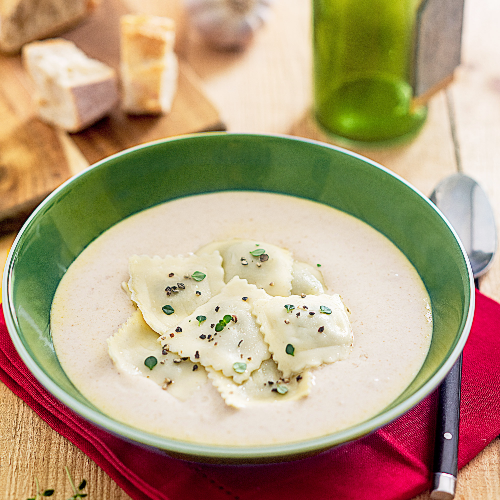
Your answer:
120;14;178;115
0;0;99;54
22;38;119;133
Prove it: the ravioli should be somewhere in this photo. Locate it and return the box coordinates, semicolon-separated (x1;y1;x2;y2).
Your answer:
253;294;353;376
128;253;225;335
159;277;271;384
107;310;207;401
114;239;353;408
291;261;325;295
197;239;294;296
207;359;312;408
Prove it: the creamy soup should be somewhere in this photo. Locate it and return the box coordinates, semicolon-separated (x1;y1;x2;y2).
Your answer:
50;191;432;446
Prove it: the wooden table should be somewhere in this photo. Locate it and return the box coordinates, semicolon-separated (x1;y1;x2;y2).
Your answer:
1;0;499;498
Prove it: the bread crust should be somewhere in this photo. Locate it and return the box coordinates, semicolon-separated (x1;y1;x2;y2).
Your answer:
0;0;100;54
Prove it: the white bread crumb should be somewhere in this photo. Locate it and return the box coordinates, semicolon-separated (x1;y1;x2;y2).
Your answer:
22;38;119;132
120;14;178;115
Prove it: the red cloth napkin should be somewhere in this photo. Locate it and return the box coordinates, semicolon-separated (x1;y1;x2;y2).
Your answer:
1;289;500;500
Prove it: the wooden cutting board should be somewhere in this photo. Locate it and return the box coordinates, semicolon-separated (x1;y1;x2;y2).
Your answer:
0;0;224;233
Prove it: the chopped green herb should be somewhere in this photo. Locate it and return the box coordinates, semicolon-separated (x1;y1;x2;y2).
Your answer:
196;315;207;326
320;305;332;315
276;384;289;395
162;304;175;315
28;477;55;500
214;314;233;332
284;304;295;313
317;263;322;267
249;248;266;257
28;476;40;500
144;356;158;370
285;344;295;356
65;467;88;500
191;271;206;281
233;362;247;373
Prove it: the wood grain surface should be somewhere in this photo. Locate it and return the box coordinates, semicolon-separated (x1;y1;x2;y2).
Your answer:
1;0;500;499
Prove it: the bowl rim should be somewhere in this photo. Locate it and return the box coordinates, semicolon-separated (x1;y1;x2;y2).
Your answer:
2;132;475;461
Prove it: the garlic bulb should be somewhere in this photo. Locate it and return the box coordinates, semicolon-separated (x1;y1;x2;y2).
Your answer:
184;0;275;51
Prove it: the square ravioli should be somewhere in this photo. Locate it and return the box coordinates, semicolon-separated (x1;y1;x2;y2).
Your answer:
207;359;312;408
253;294;353;376
160;277;271;384
128;252;225;335
197;239;294;296
107;310;207;401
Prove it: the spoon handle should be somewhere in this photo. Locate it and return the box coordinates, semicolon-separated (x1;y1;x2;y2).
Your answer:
431;353;462;499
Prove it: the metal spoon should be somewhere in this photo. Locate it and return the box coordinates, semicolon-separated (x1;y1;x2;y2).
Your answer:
430;173;497;500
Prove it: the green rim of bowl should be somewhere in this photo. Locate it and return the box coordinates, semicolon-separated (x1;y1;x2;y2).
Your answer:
2;132;474;462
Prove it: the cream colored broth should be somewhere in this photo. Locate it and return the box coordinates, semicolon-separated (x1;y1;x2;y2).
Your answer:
50;191;432;446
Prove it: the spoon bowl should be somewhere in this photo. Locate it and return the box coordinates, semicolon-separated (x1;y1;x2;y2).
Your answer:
431;173;497;277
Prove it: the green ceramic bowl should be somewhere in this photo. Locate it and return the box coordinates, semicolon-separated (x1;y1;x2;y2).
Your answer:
2;133;474;463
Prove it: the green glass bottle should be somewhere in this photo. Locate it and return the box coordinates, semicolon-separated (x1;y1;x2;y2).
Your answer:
313;0;427;144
